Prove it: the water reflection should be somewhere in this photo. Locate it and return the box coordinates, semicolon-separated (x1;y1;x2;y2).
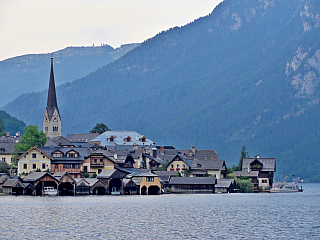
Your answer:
0;184;319;239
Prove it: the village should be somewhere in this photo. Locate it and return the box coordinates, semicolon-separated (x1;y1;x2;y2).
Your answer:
0;58;276;196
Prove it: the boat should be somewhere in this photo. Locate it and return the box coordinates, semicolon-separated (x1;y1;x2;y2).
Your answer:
43;186;58;195
270;182;303;193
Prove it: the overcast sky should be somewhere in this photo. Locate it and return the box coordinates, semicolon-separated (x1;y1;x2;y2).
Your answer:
0;0;223;61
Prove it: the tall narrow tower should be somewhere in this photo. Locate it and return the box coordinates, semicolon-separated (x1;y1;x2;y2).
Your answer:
43;57;61;138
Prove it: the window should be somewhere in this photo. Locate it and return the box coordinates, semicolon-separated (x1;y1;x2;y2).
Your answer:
98;169;102;174
55;164;58;169
42;163;46;169
1;157;5;162
125;136;131;142
72;164;79;169
109;136;114;142
83;166;88;172
171;164;174;168
53;153;62;157
141;136;146;142
32;153;36;158
177;164;180;168
63;164;71;168
45;127;48;133
53;126;59;132
146;177;154;182
100;159;103;163
262;179;267;183
94;159;97;163
183;164;186;169
23;163;27;169
67;152;77;158
32;163;37;169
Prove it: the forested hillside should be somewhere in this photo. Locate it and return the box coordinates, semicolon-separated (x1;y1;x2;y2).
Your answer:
0;44;139;106
0;110;26;135
3;0;320;181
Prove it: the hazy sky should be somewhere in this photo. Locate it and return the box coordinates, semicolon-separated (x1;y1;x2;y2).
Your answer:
0;0;223;61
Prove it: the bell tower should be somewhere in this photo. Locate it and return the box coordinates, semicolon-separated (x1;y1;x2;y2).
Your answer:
43;57;61;138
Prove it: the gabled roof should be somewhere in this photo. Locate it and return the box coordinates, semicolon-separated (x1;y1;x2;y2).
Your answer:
3;179;23;188
168;154;192;167
233;171;259;178
97;169;117;178
52;171;75;182
16;146;53;161
191;159;225;170
216;179;235;188
23;172;59;183
0;175;9;183
169;177;217;185
65;133;100;143
49;136;73;147
177;148;220;161
90;130;155;146
0;142;15;154
242;158;276;172
39;146;89;161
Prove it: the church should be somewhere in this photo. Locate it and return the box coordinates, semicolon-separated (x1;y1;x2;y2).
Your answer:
43;57;61;138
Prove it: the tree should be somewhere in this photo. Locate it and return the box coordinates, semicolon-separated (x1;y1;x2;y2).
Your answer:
157;160;170;171
232;146;250;171
13;125;47;164
0;118;5;137
0;162;9;174
90;123;111;134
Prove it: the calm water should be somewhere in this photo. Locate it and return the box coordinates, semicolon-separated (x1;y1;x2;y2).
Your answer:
0;183;319;239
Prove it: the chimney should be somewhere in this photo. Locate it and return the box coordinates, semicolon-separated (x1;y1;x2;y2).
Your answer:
160;146;164;155
191;145;196;155
152;148;157;158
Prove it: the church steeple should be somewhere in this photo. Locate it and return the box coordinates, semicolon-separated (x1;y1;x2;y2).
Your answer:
47;57;58;109
43;57;61;138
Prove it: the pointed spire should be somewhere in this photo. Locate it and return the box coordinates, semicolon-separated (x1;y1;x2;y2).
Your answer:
47;57;58;108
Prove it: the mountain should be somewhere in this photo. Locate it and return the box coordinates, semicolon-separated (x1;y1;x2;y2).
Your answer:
3;0;320;182
0;110;26;135
0;43;139;107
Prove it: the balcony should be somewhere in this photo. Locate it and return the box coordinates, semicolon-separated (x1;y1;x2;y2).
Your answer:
90;162;104;167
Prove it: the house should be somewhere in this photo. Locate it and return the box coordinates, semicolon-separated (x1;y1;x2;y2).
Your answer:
81;150;122;176
90;130;155;147
53;171;76;196
0;142;15;165
65;133;100;147
85;178;108;195
242;157;276;190
190;159;226;179
0;174;10;192
215;179;235;193
128;171;161;195
23;171;59;196
97;169;128;194
39;146;89;178
169;176;217;193
2;179;25;195
167;154;192;176
233;171;259;189
142;153;164;170
16;146;52;175
152;171;178;190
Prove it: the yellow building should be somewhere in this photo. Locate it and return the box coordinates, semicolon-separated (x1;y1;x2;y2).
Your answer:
167;154;191;176
131;172;161;195
17;147;52;175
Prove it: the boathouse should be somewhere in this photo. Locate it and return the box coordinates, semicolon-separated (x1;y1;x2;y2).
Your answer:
169;176;217;193
53;171;76;196
23;172;59;196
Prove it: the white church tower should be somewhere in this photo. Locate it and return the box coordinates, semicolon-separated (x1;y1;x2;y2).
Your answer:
43;57;61;138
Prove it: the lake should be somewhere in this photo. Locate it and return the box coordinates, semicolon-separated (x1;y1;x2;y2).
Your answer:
0;183;319;239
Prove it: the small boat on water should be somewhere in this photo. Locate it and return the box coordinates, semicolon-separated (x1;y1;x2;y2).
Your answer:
43;186;58;195
270;182;303;193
